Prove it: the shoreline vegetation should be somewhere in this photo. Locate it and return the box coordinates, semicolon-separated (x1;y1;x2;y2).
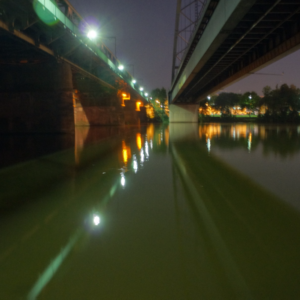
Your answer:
199;84;300;124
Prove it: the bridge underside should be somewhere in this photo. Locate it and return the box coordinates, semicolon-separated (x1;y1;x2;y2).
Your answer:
0;1;147;133
171;0;300;104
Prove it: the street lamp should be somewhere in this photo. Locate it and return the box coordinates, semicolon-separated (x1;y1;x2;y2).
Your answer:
132;79;136;84
139;87;144;91
118;65;124;71
93;214;101;226
87;29;98;40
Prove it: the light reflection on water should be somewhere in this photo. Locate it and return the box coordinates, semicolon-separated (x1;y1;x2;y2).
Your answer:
196;123;300;208
0;123;300;299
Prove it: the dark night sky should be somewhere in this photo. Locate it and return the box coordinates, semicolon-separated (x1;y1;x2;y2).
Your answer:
71;0;300;95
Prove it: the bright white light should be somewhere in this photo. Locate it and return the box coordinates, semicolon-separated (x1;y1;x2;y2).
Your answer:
249;95;252;99
140;149;144;163
121;176;125;187
145;141;149;158
133;155;138;173
207;95;211;100
145;93;148;96
132;80;136;84
248;133;252;152
150;140;153;149
118;65;124;71
139;87;144;91
87;30;98;40
207;138;211;152
93;215;100;226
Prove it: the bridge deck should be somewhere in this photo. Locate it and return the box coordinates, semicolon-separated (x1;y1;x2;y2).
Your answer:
170;0;300;103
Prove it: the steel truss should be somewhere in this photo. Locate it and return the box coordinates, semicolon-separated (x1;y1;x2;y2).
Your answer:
171;0;208;82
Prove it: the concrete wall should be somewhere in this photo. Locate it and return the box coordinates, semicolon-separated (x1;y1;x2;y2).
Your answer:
169;104;199;123
73;90;146;127
0;62;73;92
0;92;74;133
0;62;74;133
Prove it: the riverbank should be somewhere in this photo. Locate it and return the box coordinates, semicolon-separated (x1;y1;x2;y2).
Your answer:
199;115;257;123
199;114;300;123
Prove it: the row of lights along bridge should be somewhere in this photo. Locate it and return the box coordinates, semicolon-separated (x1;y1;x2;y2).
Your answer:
87;29;150;100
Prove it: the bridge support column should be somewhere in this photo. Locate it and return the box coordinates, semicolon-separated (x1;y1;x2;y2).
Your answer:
73;77;146;126
0;62;74;133
169;104;199;123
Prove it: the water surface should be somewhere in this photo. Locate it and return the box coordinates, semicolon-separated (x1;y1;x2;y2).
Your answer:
1;123;300;299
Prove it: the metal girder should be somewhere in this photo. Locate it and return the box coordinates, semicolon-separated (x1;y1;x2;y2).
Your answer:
187;3;300;97
62;42;82;57
196;30;300;101
172;0;215;82
170;0;300;104
47;32;66;45
22;20;39;30
0;19;54;56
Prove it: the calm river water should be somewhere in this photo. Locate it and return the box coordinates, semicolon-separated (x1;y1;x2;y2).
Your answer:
1;123;300;299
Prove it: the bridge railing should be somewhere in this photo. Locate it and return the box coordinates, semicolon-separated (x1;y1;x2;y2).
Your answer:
34;0;81;34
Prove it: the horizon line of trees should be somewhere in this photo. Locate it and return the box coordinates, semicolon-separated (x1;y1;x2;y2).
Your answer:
201;84;300;122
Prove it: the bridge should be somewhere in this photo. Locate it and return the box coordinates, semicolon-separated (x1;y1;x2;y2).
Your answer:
169;0;300;122
0;0;148;133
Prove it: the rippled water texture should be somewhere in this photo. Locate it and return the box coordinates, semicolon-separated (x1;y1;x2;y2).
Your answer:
1;123;300;299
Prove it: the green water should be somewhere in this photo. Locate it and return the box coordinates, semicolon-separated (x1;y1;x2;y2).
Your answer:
0;123;300;299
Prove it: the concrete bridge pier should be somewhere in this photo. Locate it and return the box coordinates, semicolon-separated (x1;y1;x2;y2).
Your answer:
72;77;147;126
0;60;147;134
169;104;199;123
0;62;74;133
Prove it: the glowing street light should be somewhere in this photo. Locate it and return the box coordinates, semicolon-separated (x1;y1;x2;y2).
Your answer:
118;65;124;71
207;95;211;100
121;175;125;187
87;30;98;40
145;93;148;97
132;79;136;84
139;87;144;91
93;214;101;226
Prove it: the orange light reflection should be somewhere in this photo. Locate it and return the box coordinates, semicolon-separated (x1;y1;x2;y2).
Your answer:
136;134;142;150
122;141;131;165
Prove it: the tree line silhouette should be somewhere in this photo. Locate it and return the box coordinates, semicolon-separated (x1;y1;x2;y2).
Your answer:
200;84;300;122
